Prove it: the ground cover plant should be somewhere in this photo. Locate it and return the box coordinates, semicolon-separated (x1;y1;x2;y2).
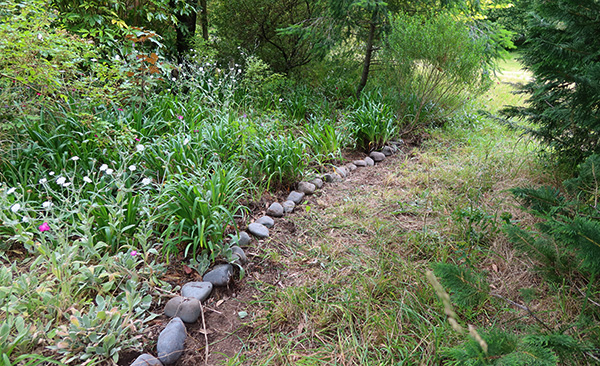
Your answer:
1;0;599;364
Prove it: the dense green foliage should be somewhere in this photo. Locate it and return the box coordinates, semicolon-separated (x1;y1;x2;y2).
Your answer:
5;0;589;364
504;0;600;165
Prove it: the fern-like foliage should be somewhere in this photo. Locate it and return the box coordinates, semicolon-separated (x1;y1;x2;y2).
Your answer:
432;262;490;310
444;329;568;366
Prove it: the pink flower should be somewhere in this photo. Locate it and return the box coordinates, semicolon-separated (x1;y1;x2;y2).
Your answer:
193;129;199;133
177;115;184;120
135;138;140;141
131;250;138;256
118;108;124;111
36;92;42;96
38;222;50;232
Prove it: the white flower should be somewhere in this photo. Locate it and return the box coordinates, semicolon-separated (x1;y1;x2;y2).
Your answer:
183;138;190;146
37;33;43;41
114;55;120;60
128;165;136;172
71;156;79;161
42;201;53;209
39;178;47;184
136;144;145;152
105;169;114;175
62;182;72;187
142;178;152;185
90;58;97;62
22;216;30;223
83;176;92;183
49;171;55;176
56;177;66;185
10;203;20;213
6;187;16;195
99;164;108;171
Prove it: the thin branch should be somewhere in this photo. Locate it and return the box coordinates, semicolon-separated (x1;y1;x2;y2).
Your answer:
491;293;553;332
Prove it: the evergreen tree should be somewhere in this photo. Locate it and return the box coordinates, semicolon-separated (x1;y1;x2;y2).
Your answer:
503;0;600;165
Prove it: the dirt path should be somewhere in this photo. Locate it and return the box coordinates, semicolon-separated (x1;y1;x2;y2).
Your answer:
186;151;413;365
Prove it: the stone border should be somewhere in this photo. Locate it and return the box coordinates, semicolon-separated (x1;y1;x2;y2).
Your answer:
130;145;400;365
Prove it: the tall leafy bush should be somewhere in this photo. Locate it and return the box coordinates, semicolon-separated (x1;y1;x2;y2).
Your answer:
382;12;495;132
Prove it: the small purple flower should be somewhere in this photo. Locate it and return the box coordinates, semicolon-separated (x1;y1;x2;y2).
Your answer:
194;129;199;133
242;113;247;118
118;108;124;111
135;138;140;141
38;222;50;232
177;115;184;120
131;250;138;256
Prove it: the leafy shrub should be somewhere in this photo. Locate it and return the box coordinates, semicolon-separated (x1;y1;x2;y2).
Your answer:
251;134;307;189
382;12;494;132
0;0;129;124
349;97;398;152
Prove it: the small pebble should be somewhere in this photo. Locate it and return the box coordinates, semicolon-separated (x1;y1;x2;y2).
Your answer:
266;202;284;217
248;222;269;238
334;166;347;178
163;296;201;323
282;200;295;213
181;282;213;302
310;178;324;189
256;215;275;228
369;151;386;162
287;191;305;204
381;146;393;156
203;264;234;286
346;163;357;171
365;157;375;166
232;231;251;247
231;245;247;264
297;181;316;195
131;353;163;366
157;318;186;365
323;173;341;182
353;160;367;167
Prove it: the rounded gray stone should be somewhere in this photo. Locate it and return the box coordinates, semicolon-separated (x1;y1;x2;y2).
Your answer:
181;282;213;302
203;264;234;286
353;160;367;167
256;215;275;228
231;245;247;264
282;200;295;213
248;222;269;238
232;231;251;247
369;151;386;162
157;317;186;365
381;146;393;156
346;163;357;171
286;191;305;204
364;157;375;166
297;181;316;195
131;353;163;366
266;202;284;217
334;166;347;178
163;296;201;323
323;173;341;183
310;178;324;189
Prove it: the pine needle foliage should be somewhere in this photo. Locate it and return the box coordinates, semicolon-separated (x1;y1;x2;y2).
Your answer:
443;329;563;366
432;262;490;310
502;0;600;165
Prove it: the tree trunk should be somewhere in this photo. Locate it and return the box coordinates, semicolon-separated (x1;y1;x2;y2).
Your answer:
172;0;198;61
200;0;208;41
356;13;377;99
